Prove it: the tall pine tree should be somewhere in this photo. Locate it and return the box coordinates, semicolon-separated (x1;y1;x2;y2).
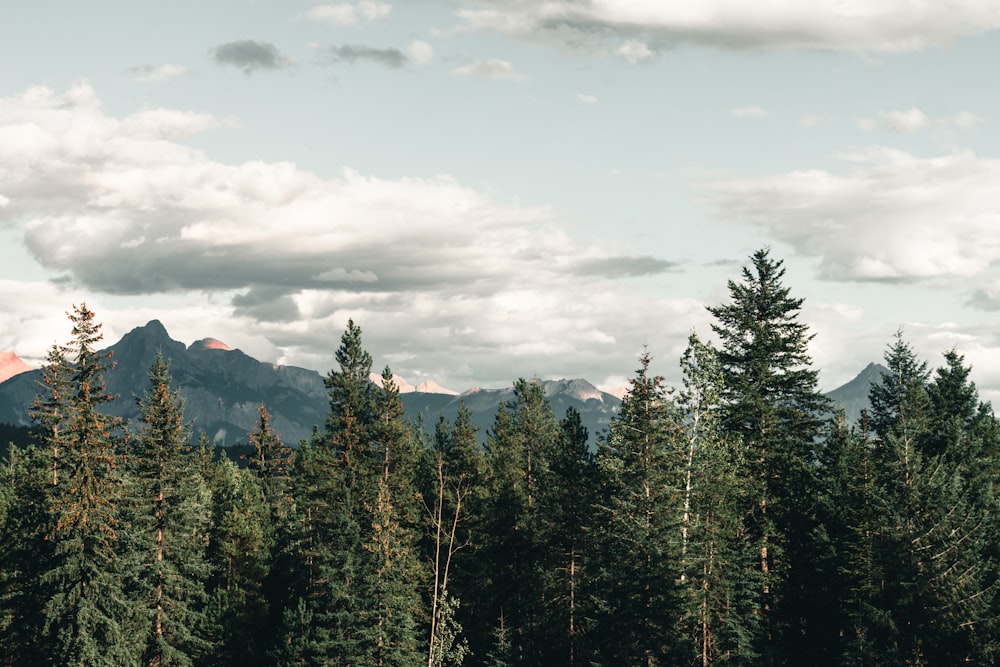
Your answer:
37;304;139;665
129;353;212;666
707;248;830;662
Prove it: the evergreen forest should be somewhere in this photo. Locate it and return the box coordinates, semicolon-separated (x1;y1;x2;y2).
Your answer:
2;248;1000;666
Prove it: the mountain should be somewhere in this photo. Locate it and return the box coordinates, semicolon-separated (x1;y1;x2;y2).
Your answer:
0;321;618;447
0;321;328;446
0;352;30;384
825;362;888;423
402;378;621;446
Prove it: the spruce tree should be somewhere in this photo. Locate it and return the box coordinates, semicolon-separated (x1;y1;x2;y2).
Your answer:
480;379;561;665
130;353;212;666
707;248;830;661
592;352;683;666
848;336;998;663
37;304;139;665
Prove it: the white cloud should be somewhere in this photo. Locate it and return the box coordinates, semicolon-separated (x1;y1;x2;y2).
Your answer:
305;1;391;26
452;58;526;80
0;84;680;391
706;147;1000;288
454;0;1000;54
731;105;767;119
857;108;983;134
880;107;930;133
955;111;983;128
799;113;824;127
616;39;654;63
407;40;433;65
132;64;187;83
576;93;598;104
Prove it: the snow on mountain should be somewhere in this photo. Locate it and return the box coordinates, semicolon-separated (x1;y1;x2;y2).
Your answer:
414;380;458;395
369;373;416;393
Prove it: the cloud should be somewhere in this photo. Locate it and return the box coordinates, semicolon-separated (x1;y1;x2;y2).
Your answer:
452;58;526;80
576;93;597;104
212;40;291;74
0;84;681;390
799;113;824;127
705;147;1000;290
305;1;391;26
856;108;984;134
731;105;767;119
453;1;1000;54
130;64;188;83
408;40;434;65
325;44;406;67
616;39;654;63
955;111;983;128
881;107;930;132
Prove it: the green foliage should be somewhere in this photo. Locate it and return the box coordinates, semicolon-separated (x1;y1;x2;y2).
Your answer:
129;353;212;666
592;352;684;665
708;248;832;661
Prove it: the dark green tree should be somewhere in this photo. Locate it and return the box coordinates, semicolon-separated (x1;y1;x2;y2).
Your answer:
480;379;561;665
592;352;683;666
707;248;831;662
204;459;273;665
675;333;760;665
846;336;998;664
37;304;138;665
426;404;482;667
130;353;212;666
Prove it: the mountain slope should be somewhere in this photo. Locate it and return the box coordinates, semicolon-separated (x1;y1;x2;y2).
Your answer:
0;321;618;447
825;362;888;424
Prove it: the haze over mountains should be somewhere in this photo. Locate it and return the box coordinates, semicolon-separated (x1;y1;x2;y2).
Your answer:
0;320;884;447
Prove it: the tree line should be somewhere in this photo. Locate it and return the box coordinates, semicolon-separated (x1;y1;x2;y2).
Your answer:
1;248;999;666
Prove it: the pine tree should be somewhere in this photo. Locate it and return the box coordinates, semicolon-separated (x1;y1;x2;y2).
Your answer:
0;444;57;666
845;335;996;663
204;459;273;665
542;406;597;666
129;353;212;666
675;333;760;665
480;379;561;665
592;352;683;666
707;248;830;662
426;404;481;667
37;304;139;665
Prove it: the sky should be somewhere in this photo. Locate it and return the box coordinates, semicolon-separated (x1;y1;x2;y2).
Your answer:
3;1;1000;401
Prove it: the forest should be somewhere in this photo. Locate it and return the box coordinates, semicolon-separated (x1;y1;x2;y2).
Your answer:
1;247;998;666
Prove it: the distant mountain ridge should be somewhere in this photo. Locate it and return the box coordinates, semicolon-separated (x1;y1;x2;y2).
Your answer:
0;320;887;447
0;321;620;447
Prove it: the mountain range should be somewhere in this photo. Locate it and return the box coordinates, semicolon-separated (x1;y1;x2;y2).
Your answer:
0;320;887;448
0;321;621;447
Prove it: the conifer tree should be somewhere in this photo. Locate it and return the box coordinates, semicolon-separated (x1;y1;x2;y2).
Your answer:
204;459;273;665
543;406;597;666
426;404;481;667
592;352;683;666
707;248;830;661
0;444;57;666
847;336;997;663
37;304;138;665
130;353;212;666
480;379;561;664
675;333;760;665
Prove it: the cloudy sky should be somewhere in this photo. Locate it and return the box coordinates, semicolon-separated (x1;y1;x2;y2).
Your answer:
4;1;1000;401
